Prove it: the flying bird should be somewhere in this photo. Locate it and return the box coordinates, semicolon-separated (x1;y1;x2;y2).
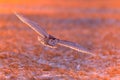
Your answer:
15;13;95;56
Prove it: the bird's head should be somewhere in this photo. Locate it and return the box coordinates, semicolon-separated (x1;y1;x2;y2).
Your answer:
47;35;59;46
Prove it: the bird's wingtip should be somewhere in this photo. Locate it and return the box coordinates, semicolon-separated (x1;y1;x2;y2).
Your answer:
13;11;18;16
14;11;21;18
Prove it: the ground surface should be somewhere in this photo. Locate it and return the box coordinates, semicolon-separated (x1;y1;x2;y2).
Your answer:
0;0;120;80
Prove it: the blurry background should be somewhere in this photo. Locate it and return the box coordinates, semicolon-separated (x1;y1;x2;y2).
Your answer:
1;0;120;23
0;0;120;80
0;0;120;15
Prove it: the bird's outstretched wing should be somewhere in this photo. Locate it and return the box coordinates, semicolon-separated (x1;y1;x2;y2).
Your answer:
15;13;49;38
58;40;95;56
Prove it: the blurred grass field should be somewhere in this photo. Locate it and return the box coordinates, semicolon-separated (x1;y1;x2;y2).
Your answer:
0;0;120;80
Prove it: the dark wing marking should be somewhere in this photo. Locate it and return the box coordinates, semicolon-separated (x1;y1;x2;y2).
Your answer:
58;40;95;56
15;13;49;38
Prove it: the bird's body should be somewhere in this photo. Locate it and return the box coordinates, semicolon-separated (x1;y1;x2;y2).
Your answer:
38;35;59;48
15;13;95;56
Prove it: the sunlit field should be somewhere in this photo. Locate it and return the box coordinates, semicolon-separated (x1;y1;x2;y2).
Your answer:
0;0;120;80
